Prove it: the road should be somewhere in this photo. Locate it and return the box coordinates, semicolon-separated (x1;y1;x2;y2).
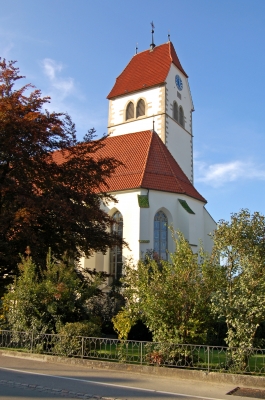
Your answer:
0;353;244;400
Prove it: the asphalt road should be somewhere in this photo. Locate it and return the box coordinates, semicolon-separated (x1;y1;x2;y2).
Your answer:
0;353;246;400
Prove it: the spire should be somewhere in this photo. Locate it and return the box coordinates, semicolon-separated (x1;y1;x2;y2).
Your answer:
150;21;156;50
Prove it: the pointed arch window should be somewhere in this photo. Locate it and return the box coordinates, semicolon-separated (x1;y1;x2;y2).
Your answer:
136;99;145;118
154;211;168;260
179;106;185;128
126;102;134;120
173;101;178;122
110;211;123;281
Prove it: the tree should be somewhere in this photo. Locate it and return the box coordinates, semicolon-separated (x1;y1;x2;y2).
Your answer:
211;209;265;369
0;59;124;288
113;232;219;344
1;251;104;333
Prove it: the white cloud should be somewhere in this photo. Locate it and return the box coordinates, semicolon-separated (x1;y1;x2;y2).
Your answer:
195;159;265;188
41;58;75;100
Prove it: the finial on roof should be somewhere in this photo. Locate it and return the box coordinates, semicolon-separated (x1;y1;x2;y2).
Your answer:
152;116;155;132
150;21;156;50
168;31;171;42
135;43;138;55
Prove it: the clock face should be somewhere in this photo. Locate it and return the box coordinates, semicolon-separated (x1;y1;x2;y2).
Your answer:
175;74;183;91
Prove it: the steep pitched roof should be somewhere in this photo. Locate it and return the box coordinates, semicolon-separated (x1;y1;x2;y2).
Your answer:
91;130;206;203
107;42;188;99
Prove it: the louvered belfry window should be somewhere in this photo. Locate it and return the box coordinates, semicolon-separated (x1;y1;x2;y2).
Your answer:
136;99;145;118
179;106;184;127
126;101;134;120
173;101;178;121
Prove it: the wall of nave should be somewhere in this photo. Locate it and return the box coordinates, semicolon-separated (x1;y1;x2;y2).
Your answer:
81;189;216;275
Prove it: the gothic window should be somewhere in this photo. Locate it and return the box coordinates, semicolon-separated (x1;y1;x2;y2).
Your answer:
154;211;168;260
173;101;178;122
110;211;123;281
179;106;185;128
126;101;134;120
136;99;145;118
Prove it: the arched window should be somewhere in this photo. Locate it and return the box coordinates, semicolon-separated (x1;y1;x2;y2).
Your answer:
126;101;134;120
110;211;123;281
136;99;145;118
154;211;168;260
173;101;178;121
179;106;185;128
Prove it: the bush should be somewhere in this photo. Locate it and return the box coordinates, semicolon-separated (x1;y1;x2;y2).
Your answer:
54;321;102;357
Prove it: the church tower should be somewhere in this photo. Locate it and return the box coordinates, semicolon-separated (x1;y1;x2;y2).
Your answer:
107;40;194;183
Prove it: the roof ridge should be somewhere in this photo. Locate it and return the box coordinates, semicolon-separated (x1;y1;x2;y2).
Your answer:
140;130;153;186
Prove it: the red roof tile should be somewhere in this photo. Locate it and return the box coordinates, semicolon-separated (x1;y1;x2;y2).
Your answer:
107;42;188;99
86;131;206;203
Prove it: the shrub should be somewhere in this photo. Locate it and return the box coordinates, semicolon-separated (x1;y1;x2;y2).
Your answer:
54;321;102;357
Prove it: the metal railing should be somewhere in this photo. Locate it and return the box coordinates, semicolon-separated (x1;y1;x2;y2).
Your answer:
1;330;265;375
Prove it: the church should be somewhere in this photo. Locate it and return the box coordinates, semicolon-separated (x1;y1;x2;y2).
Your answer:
81;37;216;281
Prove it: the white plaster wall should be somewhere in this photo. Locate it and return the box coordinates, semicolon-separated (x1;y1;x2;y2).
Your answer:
165;64;194;182
166;64;194;134
82;189;216;274
82;190;142;273
203;207;216;253
141;191;217;257
166;117;193;181
108;86;164;139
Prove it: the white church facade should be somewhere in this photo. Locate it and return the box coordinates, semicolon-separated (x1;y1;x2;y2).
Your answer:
81;40;216;280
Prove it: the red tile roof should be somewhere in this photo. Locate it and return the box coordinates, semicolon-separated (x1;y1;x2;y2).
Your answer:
85;130;206;203
107;42;188;99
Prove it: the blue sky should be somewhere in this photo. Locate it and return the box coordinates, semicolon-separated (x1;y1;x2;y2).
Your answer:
1;0;265;223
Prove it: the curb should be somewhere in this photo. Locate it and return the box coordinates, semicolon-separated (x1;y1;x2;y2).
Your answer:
1;350;265;389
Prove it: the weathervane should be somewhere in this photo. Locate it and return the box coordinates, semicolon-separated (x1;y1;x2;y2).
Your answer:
150;21;156;50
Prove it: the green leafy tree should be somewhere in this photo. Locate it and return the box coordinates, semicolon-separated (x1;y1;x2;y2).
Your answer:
211;209;265;369
113;232;219;344
1;251;105;333
0;59;124;292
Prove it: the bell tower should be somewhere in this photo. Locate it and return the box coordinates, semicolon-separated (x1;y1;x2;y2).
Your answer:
107;40;194;183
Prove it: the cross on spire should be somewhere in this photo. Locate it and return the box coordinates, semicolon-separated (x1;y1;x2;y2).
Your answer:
150;21;156;50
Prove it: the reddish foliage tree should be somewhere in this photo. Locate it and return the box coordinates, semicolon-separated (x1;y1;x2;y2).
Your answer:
0;59;124;288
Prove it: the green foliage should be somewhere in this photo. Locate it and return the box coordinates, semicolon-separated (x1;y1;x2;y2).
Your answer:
211;209;265;369
58;321;101;337
54;321;101;357
113;231;219;344
2;251;105;333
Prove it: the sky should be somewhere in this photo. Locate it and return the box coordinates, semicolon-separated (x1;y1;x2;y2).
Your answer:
1;0;265;223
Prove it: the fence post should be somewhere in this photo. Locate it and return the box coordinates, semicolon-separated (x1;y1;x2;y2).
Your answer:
140;342;143;365
81;337;84;359
207;346;210;373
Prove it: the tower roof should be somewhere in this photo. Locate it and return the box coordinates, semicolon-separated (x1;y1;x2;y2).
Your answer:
107;42;188;99
86;131;205;202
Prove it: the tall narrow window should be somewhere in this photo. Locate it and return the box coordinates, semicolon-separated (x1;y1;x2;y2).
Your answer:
110;211;123;281
173;101;178;121
126;101;134;120
179;106;185;128
154;211;168;260
136;99;145;118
